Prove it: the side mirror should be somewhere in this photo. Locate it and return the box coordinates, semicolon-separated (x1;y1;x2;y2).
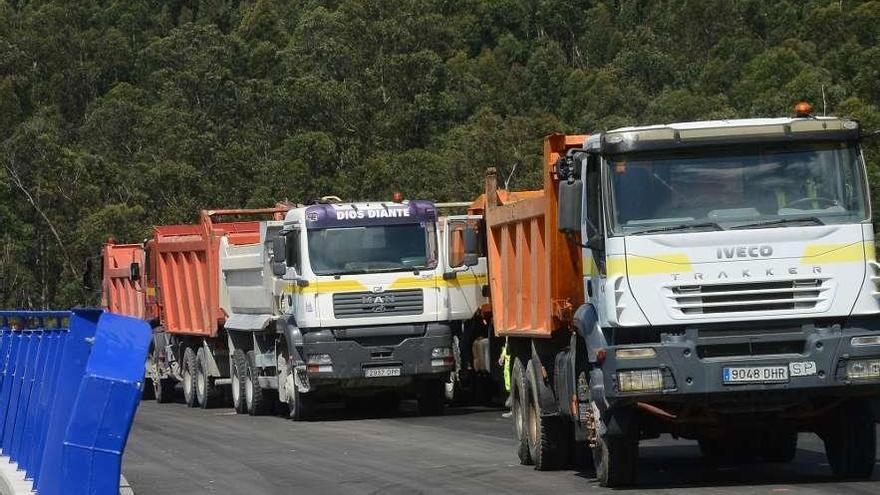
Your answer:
129;262;140;282
272;235;287;264
463;253;479;267
557;180;582;233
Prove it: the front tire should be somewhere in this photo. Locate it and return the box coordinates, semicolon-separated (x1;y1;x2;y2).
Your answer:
278;352;314;420
823;401;876;479
592;406;638;487
182;347;199;408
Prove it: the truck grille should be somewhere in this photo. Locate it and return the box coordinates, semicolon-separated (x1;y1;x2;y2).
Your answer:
333;289;423;318
668;278;830;316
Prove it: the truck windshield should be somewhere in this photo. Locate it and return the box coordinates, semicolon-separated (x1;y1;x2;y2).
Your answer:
605;142;868;235
307;223;437;275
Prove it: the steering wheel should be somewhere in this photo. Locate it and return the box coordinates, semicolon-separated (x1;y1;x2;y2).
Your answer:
783;197;838;210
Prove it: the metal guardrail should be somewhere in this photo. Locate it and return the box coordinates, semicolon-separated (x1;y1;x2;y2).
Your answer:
0;309;151;495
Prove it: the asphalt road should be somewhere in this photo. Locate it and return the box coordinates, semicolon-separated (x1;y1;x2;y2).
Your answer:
124;399;880;494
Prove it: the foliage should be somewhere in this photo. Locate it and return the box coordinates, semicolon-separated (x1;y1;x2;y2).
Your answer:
1;0;879;308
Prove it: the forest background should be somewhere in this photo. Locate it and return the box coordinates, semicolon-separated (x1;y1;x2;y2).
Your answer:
1;0;879;308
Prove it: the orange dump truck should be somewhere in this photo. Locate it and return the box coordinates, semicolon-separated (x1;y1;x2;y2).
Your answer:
102;207;290;405
495;116;880;487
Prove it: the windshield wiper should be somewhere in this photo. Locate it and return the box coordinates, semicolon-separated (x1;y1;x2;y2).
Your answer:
631;222;724;235
729;216;825;230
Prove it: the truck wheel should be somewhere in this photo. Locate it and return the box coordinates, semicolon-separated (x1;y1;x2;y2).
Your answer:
823;401;876;479
525;360;566;470
444;335;465;404
196;347;220;409
417;379;446;416
592;408;638;487
510;357;532;465
154;378;175;404
278;352;314;421
758;431;798;463
245;350;272;416
142;355;155;400
230;349;247;414
182;347;199;408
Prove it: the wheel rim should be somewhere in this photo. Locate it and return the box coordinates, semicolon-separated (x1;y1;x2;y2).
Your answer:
513;388;523;439
528;400;538;447
183;369;192;400
197;367;206;402
232;368;240;406
245;371;254;408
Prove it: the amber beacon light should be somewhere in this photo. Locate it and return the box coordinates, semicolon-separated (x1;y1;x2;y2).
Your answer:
794;101;813;118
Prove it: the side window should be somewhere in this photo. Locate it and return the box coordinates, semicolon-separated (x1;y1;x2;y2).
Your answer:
448;222;466;268
586;154;602;239
286;230;302;273
586;154;605;273
447;219;484;268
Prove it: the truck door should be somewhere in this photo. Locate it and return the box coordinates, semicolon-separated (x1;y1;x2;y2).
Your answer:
444;215;488;320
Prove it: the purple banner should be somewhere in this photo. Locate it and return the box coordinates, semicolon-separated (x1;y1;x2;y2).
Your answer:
304;200;437;229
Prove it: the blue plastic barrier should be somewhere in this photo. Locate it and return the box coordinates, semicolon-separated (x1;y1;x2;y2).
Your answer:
0;309;151;494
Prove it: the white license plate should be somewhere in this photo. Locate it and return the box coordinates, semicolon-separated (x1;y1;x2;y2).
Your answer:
364;367;401;378
789;361;817;377
723;365;789;384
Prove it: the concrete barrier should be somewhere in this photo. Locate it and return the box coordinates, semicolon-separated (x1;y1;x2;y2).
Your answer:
0;309;150;495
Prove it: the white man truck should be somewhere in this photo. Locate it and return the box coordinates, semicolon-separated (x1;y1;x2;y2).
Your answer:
488;112;880;486
105;200;462;419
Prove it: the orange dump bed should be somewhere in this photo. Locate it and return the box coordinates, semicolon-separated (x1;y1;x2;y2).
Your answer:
485;134;586;338
101;242;149;319
151;208;288;338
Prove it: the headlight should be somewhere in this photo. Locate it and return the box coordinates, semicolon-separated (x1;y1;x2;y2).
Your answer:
851;336;880;347
431;347;452;358
616;347;656;359
846;359;880;380
307;354;333;373
617;369;663;393
431;347;454;367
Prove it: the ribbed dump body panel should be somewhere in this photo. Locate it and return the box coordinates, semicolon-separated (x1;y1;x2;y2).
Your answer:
485;134;586;338
333;289;424;318
101;243;148;319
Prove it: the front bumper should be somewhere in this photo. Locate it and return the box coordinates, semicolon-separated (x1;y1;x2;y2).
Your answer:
300;323;453;389
593;318;880;410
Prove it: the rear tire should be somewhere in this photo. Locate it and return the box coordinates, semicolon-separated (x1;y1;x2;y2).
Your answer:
592;407;638;487
230;349;247;414
510;357;532;465
823;401;876;479
245;350;272;416
417;379;446;416
182;347;199;408
196;347;220;409
525;360;567;470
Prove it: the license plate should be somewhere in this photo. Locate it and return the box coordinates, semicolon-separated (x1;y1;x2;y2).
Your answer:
364;367;401;378
723;365;789;384
789;361;817;377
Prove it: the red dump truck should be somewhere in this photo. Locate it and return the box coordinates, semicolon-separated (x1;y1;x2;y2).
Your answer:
102;207;290;405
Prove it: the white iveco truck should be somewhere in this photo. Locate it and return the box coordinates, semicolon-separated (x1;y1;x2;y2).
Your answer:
493;111;880;487
221;199;479;419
